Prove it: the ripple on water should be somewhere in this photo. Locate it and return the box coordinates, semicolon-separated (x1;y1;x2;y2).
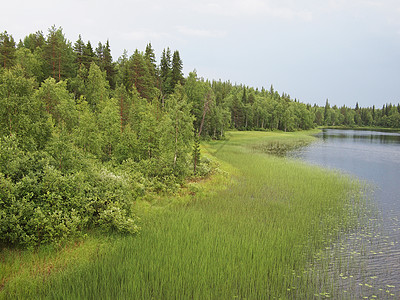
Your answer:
288;129;400;298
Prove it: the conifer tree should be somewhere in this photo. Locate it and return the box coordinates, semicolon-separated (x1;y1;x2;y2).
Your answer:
171;50;184;89
129;50;155;100
103;40;116;89
324;99;331;125
242;87;247;105
114;84;132;131
160;48;172;97
231;94;244;129
95;42;104;65
0;31;16;69
83;41;96;70
74;34;85;67
145;43;157;71
144;43;158;89
44;26;75;81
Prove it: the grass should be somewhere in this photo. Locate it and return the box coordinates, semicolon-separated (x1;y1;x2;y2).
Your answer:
0;233;113;299
0;130;365;299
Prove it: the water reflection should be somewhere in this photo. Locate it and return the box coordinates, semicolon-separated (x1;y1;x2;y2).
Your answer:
319;129;400;145
289;129;400;298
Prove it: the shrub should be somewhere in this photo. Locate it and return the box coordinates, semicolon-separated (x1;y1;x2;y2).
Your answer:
0;136;140;248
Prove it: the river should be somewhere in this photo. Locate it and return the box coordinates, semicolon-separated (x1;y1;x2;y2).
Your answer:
289;129;400;298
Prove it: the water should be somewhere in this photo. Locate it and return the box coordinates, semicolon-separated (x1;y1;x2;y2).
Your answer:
289;129;400;298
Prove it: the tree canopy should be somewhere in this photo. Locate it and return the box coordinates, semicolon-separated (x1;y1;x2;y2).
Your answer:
1;26;399;247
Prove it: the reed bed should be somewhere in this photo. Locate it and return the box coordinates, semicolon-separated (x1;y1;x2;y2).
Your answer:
1;131;364;299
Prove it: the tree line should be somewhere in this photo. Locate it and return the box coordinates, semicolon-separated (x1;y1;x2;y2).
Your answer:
0;26;398;247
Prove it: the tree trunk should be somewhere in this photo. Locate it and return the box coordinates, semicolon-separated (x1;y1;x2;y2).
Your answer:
198;91;211;137
174;117;178;168
52;43;56;79
120;94;124;132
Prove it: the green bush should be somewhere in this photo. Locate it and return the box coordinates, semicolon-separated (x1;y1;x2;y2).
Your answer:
0;136;140;248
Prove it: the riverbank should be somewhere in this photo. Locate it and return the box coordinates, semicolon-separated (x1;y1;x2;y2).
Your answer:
322;125;400;133
0;130;364;299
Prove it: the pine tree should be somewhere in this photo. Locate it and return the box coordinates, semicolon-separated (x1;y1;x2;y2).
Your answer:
145;43;157;70
242;87;247;104
95;42;104;65
0;31;16;69
74;34;85;67
171;50;184;89
160;48;172;97
83;41;95;70
144;43;158;90
324;99;330;125
231;94;244;129
128;50;155;100
103;40;116;89
44;26;75;81
114;84;132;131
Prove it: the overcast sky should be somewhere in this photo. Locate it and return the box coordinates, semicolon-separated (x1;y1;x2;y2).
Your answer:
2;0;400;107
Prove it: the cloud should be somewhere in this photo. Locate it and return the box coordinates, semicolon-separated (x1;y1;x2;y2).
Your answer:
196;0;313;21
176;26;227;38
118;30;169;42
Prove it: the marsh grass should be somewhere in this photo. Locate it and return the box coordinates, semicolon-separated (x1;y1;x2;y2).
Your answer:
0;233;114;299
1;130;366;299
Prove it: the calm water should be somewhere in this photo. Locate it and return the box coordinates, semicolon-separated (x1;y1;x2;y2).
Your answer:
289;129;400;298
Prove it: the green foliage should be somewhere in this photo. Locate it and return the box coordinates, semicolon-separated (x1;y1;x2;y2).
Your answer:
15;47;44;81
97;98;121;161
160;47;173;96
128;50;156;100
17;131;364;299
192;130;201;175
1;25;397;251
73;98;101;156
0;136;140;247
43;26;75;81
171;50;184;88
0;31;16;69
35;78;78;131
0;66;51;150
86;62;110;110
160;84;194;177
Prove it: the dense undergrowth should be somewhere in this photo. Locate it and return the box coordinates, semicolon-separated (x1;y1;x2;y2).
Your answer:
0;131;366;299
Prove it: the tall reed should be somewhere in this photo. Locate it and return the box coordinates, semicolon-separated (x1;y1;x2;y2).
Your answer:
2;131;363;299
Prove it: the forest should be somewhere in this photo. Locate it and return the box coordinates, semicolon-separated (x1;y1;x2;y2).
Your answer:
0;26;399;248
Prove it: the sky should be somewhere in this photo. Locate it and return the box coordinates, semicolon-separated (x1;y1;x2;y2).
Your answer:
2;0;400;107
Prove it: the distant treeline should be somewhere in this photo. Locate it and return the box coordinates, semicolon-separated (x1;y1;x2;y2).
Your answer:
1;26;399;138
0;26;399;247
